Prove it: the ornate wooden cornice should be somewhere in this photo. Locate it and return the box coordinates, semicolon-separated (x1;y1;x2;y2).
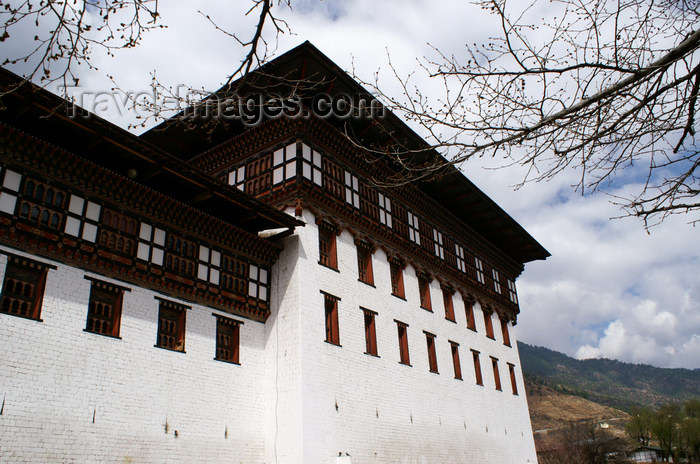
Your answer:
0;123;281;265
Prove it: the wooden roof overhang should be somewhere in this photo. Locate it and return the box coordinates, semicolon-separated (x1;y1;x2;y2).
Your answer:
0;68;303;236
143;42;549;265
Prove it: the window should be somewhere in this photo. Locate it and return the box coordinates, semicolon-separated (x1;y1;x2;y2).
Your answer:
221;256;248;296
507;279;518;304
508;363;519;395
475;257;485;284
425;332;438;373
155;298;188;352
215;314;241;364
396;321;410;365
0;167;22;215
301;143;323;186
323;291;340;346
198;245;221;285
377;192;392;228
164;234;196;278
450;341;462;380
363;308;378;356
433;229;444;259
443;288;455;322
418;274;432;311
356;241;374;285
344;170;360;208
465;299;477;331
100;209;137;256
484;309;495;339
407;211;420;245
318;222;337;269
227;166;246;191
248;264;269;302
64;194;101;242
491;357;502;391
492;269;502;294
18;179;66;230
272;143;297;185
0;255;50;320
501;317;511;347
389;259;405;299
85;278;127;338
137;222;166;266
472;350;483;386
455;243;466;273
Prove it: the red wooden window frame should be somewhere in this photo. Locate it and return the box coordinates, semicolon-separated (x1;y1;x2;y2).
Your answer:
491;356;502;391
508;363;519;395
363;308;378;356
465;299;477;331
418;274;431;311
443;288;455;322
483;309;495;339
471;349;483;386
450;341;462;380
155;298;188;352
323;291;340;346
396;320;410;365
215;314;241;364
356;241;374;285
0;254;51;321
389;260;405;299
425;331;438;373
501;317;511;347
85;277;127;338
318;222;338;270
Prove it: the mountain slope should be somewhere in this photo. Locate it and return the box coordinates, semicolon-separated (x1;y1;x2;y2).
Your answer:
526;381;628;432
518;342;700;411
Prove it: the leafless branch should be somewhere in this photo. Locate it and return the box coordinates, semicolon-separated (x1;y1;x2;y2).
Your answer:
359;0;700;228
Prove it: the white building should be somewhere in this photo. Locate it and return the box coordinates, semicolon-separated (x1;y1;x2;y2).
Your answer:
0;42;548;463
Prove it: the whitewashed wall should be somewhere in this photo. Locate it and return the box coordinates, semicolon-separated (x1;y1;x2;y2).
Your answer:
1;206;539;464
0;246;266;464
284;209;538;464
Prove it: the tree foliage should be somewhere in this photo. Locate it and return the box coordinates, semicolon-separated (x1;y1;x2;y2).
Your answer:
538;421;630;464
626;406;653;446
625;400;700;463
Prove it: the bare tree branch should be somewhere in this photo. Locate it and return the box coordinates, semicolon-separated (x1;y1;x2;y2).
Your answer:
359;0;700;228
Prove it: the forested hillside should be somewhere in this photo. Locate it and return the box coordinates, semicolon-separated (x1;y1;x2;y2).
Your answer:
518;342;700;411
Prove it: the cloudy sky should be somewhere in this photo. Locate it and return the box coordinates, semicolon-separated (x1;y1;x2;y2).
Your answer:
3;0;699;369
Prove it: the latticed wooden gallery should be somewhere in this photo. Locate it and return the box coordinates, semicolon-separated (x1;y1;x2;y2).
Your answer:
0;42;548;463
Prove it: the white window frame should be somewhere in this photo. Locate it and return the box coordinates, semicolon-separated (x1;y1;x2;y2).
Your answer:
64;194;101;242
344;170;360;208
198;245;222;285
137;222;166;266
302;143;323;186
272;143;297;185
475;257;485;284
433;229;444;259
248;264;270;302
493;269;502;294
407;211;420;245
455;243;466;273
0;168;22;215
507;279;518;304
378;192;392;228
227;166;246;191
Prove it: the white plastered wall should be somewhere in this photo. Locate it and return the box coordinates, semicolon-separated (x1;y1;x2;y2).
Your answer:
0;246;266;464
282;209;538;464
